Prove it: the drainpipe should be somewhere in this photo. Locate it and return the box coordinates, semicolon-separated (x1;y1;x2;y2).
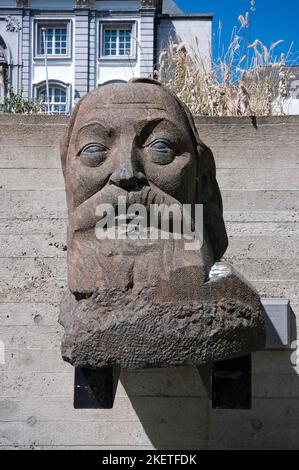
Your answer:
41;27;50;114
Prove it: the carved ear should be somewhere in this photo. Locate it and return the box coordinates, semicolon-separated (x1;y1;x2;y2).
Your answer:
179;103;228;260
199;142;228;261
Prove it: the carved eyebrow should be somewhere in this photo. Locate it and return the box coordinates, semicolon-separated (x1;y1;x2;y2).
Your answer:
75;122;115;154
134;118;164;135
76;121;114;135
135;118;183;141
75;117;185;149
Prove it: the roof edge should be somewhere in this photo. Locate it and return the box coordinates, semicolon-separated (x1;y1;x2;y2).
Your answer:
158;13;214;19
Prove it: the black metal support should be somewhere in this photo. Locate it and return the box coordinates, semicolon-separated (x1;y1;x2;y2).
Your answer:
212;354;252;409
74;367;119;409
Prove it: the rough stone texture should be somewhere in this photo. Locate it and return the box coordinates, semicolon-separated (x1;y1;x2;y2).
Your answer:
60;266;265;369
59;80;265;368
0;114;298;449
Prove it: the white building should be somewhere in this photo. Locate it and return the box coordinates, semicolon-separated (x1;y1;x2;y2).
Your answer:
0;0;212;113
282;66;299;115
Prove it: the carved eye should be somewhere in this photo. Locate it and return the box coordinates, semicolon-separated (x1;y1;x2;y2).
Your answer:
149;139;175;165
80;144;107;167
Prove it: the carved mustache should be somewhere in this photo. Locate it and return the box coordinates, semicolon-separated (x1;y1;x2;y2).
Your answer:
69;183;184;234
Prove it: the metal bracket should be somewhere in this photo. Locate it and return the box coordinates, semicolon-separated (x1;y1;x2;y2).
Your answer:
261;298;291;349
212;355;252;409
74;367;119;409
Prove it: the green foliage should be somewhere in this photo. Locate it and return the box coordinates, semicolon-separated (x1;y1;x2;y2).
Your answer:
0;86;42;114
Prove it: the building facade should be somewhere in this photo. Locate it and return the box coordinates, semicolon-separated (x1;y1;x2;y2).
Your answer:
0;0;212;113
283;66;299;115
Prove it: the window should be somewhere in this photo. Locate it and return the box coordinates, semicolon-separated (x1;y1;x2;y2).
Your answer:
36;22;70;57
101;23;135;58
104;28;131;56
37;85;67;114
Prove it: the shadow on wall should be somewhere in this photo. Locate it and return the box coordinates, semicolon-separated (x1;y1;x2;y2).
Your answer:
120;364;211;450
121;307;299;450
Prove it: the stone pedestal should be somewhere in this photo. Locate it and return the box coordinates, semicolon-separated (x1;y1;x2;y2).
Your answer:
59;262;265;369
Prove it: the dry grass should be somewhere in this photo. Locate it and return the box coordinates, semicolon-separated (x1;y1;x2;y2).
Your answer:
154;1;294;116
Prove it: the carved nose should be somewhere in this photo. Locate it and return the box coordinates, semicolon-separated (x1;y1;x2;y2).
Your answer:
110;161;146;190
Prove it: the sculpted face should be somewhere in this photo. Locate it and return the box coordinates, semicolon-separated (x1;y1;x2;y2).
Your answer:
64;82;198;220
61;79;227;293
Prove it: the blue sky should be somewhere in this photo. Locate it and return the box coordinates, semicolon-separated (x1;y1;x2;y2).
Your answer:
175;0;299;64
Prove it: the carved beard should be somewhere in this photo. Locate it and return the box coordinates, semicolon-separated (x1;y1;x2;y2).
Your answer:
68;181;188;236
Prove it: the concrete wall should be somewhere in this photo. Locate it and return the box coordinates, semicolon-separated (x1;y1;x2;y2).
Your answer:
0;114;298;449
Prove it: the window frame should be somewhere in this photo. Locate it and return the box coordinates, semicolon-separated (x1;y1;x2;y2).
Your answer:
33;81;71;115
34;20;72;60
99;21;137;61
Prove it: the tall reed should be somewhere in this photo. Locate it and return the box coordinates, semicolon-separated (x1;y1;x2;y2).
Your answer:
154;0;295;116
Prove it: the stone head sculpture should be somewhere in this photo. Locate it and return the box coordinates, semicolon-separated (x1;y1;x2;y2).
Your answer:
59;79;265;369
